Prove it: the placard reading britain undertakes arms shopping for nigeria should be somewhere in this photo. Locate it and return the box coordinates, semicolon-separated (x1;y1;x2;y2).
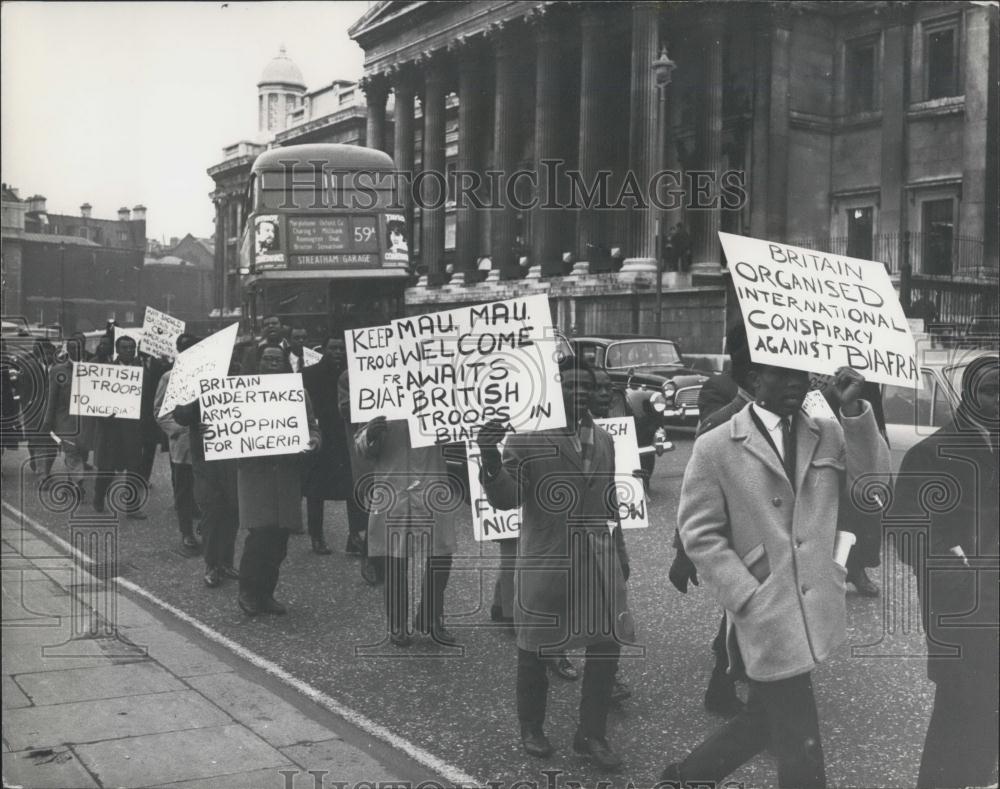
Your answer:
197;373;309;461
392;295;567;448
718;232;920;389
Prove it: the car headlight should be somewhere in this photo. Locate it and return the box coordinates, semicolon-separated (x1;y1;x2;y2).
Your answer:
661;380;676;399
650;392;668;413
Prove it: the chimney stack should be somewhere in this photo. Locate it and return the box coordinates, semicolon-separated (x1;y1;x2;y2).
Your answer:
131;204;147;221
118;206;130;221
80;203;92;218
26;195;47;214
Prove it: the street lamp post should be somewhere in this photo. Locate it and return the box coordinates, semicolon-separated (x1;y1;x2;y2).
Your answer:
652;47;676;338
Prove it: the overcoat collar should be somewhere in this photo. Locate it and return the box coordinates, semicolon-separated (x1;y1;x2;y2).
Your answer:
729;403;821;492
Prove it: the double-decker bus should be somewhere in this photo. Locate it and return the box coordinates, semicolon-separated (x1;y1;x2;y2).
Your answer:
238;143;409;338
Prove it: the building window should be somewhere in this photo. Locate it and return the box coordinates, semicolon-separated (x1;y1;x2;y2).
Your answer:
118;230;128;242
125;311;135;323
77;227;89;240
925;21;959;99
846;37;878;113
921;198;955;275
846;207;874;259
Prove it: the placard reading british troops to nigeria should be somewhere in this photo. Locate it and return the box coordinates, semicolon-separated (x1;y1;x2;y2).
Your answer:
719;232;920;389
69;363;144;419
197;373;309;461
392;295;567;448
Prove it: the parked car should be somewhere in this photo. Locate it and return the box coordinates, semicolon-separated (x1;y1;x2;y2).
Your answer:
570;335;707;478
882;347;996;472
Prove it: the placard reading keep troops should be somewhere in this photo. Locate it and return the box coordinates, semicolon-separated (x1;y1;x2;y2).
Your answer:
594;417;648;529
69;363;143;419
345;322;409;423
158;323;238;417
392;295;567;448
139;306;185;360
198;373;309;461
719;232;919;389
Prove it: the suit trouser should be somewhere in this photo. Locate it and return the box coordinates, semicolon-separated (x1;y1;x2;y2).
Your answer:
676;672;825;789
60;440;86;485
385;554;453;635
170;462;197;537
238;526;290;602
918;673;1000;788
492;538;517;618
28;434;58;475
517;641;620;737
307;494;367;542
138;435;159;482
193;458;238;570
94;464;144;513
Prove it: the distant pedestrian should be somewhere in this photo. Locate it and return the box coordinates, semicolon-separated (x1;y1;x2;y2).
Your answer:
41;336;88;496
19;339;58;477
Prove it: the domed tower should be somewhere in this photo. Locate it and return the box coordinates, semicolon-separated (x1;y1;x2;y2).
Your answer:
257;45;306;136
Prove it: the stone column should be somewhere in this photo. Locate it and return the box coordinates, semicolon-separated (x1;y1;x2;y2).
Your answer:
532;14;564;278
362;75;389;152
880;6;910;269
576;6;606;271
491;25;522;280
454;45;485;285
960;3;994;274
691;9;724;275
621;1;659;277
420;55;447;287
391;69;416;251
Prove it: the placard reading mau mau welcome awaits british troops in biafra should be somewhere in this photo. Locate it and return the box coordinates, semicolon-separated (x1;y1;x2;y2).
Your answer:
719;232;920;389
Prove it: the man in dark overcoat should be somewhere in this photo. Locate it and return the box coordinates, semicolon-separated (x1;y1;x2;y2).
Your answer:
893;354;999;789
479;355;631;772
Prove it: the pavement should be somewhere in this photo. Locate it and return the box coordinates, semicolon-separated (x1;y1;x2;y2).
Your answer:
1;499;441;789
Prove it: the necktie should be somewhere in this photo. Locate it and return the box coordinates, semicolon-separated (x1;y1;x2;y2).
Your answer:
781;416;796;489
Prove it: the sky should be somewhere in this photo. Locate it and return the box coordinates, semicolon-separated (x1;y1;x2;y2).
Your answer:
1;1;369;243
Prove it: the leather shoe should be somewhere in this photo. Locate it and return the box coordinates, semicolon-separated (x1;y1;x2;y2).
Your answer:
848;568;880;597
181;536;200;555
345;533;365;555
219;565;240;580
203;567;221;588
238;594;262;616
260;596;287;615
311;538;332;555
572;730;623;772
126;510;148;521
549;655;579;681
610;679;632;704
520;725;553;758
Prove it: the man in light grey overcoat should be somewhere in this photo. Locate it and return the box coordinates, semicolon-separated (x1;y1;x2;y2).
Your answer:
661;363;890;788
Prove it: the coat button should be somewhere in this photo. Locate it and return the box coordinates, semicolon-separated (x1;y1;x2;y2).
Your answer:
801;585;808;595
772;497;782;507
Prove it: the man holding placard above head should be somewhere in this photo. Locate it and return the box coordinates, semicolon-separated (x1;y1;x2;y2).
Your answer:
478;355;630;772
660;356;890;788
234;346;320;616
92;334;149;519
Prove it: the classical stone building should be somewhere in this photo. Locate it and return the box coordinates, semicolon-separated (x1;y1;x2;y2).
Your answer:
207;48;373;318
348;0;998;348
1;188;147;332
140;234;214;326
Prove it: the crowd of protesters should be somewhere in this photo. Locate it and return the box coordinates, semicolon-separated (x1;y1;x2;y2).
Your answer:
0;315;996;788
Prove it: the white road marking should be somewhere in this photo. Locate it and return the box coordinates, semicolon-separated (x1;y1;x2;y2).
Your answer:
1;499;478;786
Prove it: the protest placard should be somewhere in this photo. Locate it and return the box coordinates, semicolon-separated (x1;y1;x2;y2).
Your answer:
140;306;185;360
392;294;566;448
112;326;143;359
302;346;322;368
69;362;143;419
345;322;408;422
719;232;919;388
198;373;309;461
594;417;648;529
158;323;238;417
466;440;520;542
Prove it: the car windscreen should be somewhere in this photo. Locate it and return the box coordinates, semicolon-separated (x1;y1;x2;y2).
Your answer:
606;341;680;368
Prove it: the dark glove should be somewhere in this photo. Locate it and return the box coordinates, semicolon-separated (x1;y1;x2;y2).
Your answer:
476;419;507;473
366;415;388;442
668;541;699;594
